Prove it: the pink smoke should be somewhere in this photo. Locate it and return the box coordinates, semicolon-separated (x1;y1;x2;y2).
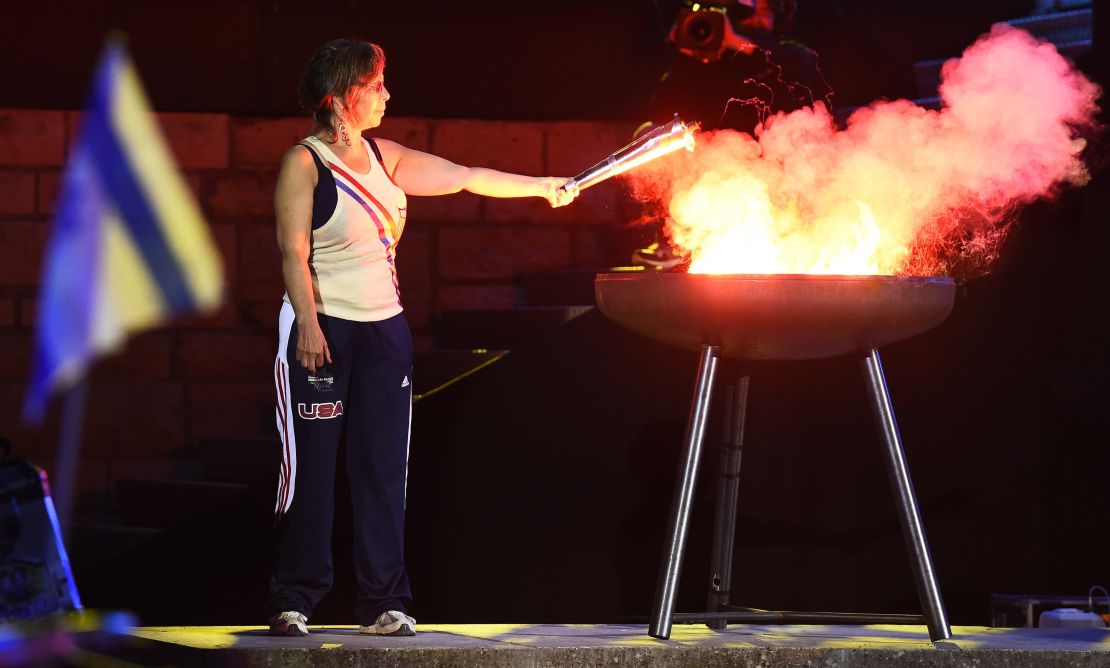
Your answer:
628;24;1101;277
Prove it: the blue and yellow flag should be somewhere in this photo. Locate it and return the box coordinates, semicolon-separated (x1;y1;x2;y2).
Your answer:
23;41;224;422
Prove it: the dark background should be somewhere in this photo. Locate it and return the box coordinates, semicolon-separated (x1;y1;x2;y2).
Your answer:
6;0;1109;630
0;0;1048;119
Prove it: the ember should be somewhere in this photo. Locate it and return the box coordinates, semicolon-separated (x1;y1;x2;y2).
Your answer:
629;25;1101;277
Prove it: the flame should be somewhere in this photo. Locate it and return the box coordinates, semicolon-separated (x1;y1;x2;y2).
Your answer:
672;173;888;274
630;25;1100;277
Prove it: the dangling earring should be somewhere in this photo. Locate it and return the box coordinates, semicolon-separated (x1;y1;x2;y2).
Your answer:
337;114;351;147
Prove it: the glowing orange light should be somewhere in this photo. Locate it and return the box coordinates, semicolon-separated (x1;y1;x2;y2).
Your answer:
631;25;1099;278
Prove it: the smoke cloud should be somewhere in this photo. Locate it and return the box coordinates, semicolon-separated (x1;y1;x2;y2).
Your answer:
629;25;1101;277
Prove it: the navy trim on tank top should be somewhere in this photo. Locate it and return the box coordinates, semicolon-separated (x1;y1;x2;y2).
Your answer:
366;137;402;184
299;143;337;230
367;137;385;170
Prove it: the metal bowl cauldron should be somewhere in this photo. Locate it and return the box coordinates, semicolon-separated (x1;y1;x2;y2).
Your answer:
596;270;957;642
594;272;955;361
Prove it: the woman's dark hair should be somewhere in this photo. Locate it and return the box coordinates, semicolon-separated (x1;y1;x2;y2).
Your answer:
298;39;386;142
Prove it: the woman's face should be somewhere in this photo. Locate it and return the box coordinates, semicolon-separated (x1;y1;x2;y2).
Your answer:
346;71;390;130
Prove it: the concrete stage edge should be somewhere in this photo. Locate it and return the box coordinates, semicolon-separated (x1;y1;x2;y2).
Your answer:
133;623;1110;667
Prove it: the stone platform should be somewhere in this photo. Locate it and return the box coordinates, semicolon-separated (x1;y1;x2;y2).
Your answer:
132;622;1110;667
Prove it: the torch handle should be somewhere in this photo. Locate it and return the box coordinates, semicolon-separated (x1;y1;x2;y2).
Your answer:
557;154;621;195
556;115;695;195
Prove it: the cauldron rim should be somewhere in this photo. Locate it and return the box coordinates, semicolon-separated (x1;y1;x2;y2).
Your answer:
593;271;956;361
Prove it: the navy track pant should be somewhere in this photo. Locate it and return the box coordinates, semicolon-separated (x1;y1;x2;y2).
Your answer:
269;302;414;624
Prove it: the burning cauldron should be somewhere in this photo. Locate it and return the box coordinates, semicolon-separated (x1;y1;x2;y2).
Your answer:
595;272;954;360
596;271;954;641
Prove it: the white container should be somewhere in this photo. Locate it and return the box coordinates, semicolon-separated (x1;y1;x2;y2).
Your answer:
1038;607;1106;629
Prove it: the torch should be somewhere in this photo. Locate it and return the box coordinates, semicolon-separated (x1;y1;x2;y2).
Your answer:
557;114;697;195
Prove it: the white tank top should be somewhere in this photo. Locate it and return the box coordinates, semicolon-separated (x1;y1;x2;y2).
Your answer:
287;135;408;322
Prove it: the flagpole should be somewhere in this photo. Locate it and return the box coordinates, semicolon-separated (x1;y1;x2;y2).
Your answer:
54;377;89;539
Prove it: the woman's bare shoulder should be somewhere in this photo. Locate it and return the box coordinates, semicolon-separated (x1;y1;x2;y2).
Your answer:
277;143;319;190
373;138;406;157
281;143;317;169
370;138;407;173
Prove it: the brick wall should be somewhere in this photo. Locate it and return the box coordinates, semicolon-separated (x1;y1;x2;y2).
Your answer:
0;108;637;509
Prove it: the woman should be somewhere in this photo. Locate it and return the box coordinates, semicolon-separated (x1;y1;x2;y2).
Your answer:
268;38;577;637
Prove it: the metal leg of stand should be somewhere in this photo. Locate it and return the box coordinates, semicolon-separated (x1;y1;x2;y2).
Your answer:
861;348;952;642
649;344;721;640
706;375;749;630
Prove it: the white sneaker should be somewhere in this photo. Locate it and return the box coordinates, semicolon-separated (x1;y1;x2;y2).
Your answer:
359;610;416;636
269;610;309;636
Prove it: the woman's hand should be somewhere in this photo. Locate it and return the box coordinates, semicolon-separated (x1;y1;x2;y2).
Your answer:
541;178;579;208
296;318;332;373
